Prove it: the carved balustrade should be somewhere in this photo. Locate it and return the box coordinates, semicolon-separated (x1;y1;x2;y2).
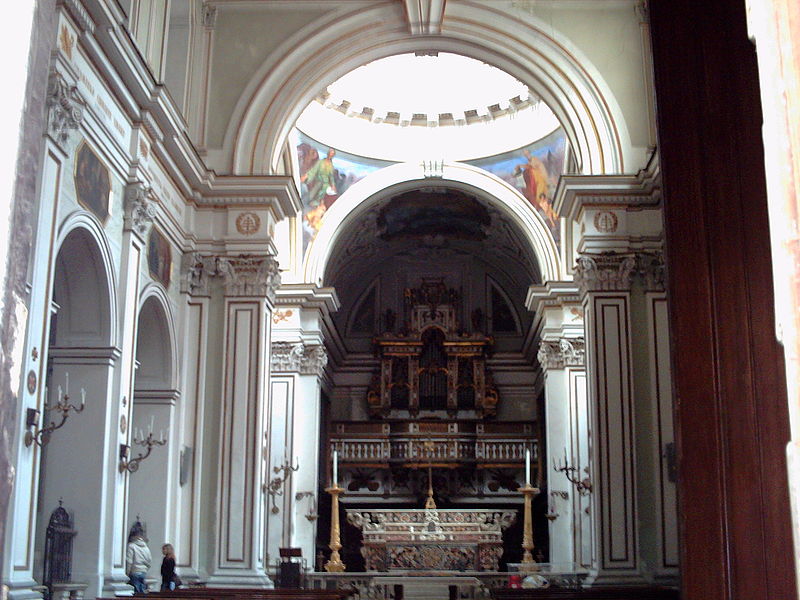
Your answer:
330;420;538;468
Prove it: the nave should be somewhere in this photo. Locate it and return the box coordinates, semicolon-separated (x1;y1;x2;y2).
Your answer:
0;1;796;600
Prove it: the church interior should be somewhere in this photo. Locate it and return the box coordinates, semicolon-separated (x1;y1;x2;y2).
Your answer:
0;1;798;600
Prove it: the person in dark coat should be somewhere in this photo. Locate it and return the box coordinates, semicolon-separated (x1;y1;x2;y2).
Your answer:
160;544;178;591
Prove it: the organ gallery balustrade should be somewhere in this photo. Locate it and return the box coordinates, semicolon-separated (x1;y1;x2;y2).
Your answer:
329;420;538;469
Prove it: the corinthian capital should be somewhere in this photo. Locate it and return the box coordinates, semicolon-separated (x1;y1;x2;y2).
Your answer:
537;337;585;370
271;342;328;376
124;183;157;238
180;252;213;296
636;250;666;291
574;253;636;296
214;254;280;300
47;71;84;147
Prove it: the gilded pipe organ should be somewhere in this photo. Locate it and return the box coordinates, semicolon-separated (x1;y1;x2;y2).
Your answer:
330;279;539;505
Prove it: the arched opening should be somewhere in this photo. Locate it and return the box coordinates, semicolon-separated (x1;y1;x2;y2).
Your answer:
34;225;116;592
127;290;178;560
319;184;543;568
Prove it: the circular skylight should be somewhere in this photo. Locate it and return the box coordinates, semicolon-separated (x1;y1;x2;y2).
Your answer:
295;53;562;162
326;53;529;118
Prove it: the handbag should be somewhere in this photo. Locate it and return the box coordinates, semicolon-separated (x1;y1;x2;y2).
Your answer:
172;574;182;588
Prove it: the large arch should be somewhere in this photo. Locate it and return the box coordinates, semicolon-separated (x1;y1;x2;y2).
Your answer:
302;162;562;286
227;3;631;177
35;218;118;592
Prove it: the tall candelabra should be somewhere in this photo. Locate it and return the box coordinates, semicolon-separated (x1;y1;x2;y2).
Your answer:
324;449;345;572
519;483;540;572
519;447;539;572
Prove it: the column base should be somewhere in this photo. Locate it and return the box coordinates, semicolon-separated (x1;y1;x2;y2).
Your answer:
101;574;134;597
584;569;650;587
5;578;44;600
205;571;274;589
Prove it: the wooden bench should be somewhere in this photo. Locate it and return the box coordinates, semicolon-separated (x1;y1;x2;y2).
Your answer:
100;589;350;600
490;587;680;600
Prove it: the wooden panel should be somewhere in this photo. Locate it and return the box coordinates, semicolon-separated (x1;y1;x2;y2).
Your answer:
650;0;796;598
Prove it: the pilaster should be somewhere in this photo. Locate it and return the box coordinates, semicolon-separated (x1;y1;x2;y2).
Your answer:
265;285;339;566
574;253;640;584
107;181;158;595
207;254;280;587
528;283;590;569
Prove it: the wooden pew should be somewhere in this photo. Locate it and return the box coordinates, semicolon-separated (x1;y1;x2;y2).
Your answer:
490;587;679;600
100;589;350;600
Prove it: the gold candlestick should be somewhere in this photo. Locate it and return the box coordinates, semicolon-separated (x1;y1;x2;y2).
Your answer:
519;483;540;572
324;485;346;572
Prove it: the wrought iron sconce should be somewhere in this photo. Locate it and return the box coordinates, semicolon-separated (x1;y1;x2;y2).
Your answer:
268;455;299;514
545;490;569;521
295;491;318;521
554;449;592;496
25;379;86;448
119;428;167;473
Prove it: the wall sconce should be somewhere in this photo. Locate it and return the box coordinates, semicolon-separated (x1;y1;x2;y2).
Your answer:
554;449;592;496
295;491;318;521
119;427;167;473
267;455;298;514
25;379;86;448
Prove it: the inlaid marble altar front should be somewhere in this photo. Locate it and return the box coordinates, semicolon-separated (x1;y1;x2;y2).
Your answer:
346;508;516;571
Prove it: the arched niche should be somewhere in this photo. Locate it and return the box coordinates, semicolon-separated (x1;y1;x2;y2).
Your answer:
227;4;631;176
303;161;561;286
127;286;180;556
50;220;116;348
134;288;178;391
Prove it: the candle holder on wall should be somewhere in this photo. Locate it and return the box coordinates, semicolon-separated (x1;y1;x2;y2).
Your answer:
295;491;318;521
119;429;167;473
25;378;86;448
553;449;592;496
268;457;299;514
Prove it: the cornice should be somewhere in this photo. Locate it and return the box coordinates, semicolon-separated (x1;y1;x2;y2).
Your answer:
195;175;302;220
553;171;661;223
525;281;580;313
273;284;341;314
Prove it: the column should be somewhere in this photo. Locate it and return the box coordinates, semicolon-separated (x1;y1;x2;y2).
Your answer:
208;254;280;587
174;253;213;581
574;253;641;584
537;338;590;569
528;283;591;570
265;286;338;567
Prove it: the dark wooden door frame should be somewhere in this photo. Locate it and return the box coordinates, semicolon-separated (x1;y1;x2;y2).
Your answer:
650;1;796;598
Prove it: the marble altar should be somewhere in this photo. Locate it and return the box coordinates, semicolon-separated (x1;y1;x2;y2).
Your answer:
346;508;516;571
